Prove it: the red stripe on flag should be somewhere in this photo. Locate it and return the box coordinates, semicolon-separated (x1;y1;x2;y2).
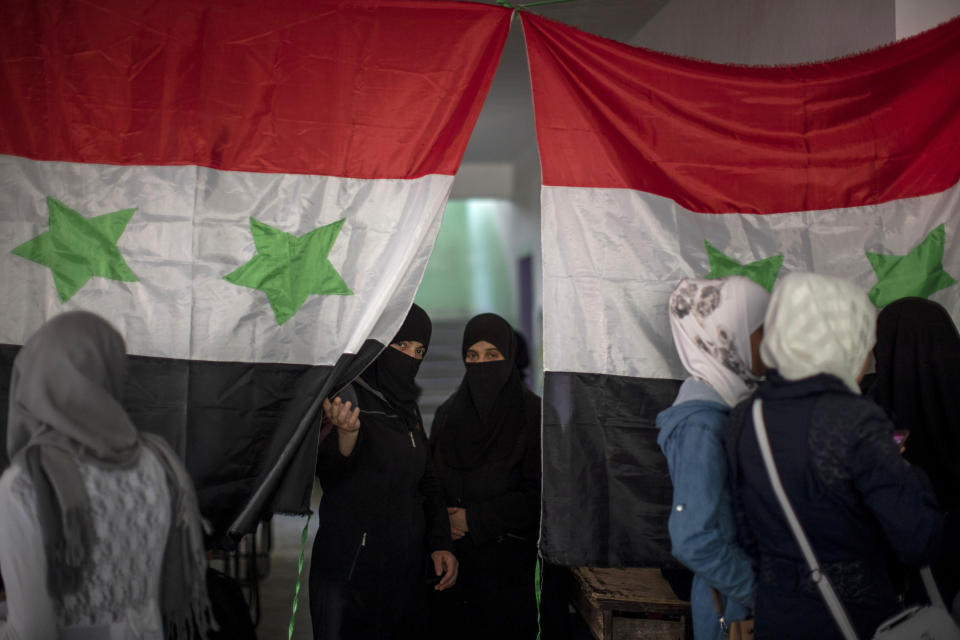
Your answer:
522;13;960;214
0;0;509;179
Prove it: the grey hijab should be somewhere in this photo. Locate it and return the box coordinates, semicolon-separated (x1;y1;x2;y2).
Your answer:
7;311;214;639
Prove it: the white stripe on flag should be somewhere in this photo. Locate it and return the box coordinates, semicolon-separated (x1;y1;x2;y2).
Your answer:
0;155;452;364
542;181;960;379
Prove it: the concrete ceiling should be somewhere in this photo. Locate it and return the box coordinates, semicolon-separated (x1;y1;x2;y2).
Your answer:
460;1;669;164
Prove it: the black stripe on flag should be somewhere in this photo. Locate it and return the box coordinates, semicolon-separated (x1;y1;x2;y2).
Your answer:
128;353;313;537
0;340;384;543
541;371;682;567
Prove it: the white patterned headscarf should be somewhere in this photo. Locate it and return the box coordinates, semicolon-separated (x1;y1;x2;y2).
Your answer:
761;272;876;394
668;276;771;407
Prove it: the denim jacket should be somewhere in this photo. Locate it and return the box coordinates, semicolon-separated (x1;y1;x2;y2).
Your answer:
656;378;756;619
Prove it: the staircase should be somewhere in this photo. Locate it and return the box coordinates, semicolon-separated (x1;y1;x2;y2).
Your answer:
419;319;468;435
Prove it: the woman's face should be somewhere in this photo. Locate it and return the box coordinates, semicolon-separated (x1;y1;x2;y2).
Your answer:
464;340;504;363
391;340;426;360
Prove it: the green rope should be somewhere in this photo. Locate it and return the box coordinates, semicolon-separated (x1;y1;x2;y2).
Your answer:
288;515;312;640
535;554;543;640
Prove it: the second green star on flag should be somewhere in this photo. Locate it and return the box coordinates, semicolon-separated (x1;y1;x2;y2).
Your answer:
224;217;352;326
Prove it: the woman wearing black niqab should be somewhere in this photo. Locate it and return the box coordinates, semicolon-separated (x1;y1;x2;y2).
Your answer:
428;313;541;640
309;304;457;640
870;297;960;511
869;297;960;607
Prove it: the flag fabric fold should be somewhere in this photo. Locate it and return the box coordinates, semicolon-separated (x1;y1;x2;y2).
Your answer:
522;11;960;566
0;0;511;537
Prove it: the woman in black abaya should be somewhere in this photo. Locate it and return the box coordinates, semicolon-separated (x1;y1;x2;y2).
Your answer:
309;304;458;640
870;297;960;511
869;297;960;608
429;313;541;640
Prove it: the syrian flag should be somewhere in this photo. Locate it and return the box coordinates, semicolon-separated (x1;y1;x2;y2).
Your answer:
0;0;511;538
522;12;960;566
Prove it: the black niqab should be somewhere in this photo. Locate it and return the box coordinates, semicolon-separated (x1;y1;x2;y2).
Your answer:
869;297;960;510
436;313;526;469
360;304;431;425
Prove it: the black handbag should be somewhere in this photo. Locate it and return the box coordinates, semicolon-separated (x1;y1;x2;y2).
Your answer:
206;567;257;640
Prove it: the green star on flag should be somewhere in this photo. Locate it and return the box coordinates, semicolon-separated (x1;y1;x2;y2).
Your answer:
703;239;784;292
224;217;352;325
11;197;138;303
866;223;956;308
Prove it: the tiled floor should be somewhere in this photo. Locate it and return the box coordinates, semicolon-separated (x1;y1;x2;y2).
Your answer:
251;514;595;640
253;492;320;640
255;525;315;638
248;444;593;640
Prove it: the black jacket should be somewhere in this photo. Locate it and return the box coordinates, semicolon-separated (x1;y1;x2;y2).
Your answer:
429;388;541;546
312;382;452;589
726;372;947;639
427;387;541;640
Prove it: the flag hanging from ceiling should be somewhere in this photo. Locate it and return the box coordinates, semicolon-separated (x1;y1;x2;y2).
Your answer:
522;11;960;566
0;0;511;538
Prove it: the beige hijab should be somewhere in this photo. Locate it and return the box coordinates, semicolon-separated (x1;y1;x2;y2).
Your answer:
761;272;876;393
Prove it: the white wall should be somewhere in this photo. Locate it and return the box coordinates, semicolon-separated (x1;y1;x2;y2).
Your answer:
505;145;545;388
896;0;960;37
450;162;514;200
630;0;895;64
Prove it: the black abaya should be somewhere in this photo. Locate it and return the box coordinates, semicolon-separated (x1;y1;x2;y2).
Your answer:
309;305;451;640
429;314;542;640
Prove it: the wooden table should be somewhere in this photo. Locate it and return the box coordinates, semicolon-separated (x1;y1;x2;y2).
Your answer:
570;567;691;640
